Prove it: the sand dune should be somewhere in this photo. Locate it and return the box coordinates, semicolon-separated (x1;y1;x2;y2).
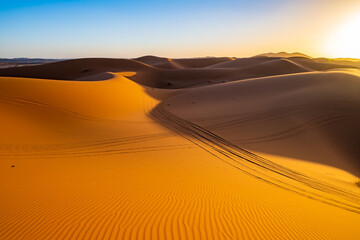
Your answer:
130;59;311;89
316;58;360;68
289;58;358;71
254;52;312;58
135;56;234;69
164;71;360;176
0;58;154;80
1;56;356;88
206;57;273;68
0;55;359;239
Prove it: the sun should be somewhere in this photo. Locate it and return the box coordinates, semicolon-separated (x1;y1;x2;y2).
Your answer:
326;13;360;58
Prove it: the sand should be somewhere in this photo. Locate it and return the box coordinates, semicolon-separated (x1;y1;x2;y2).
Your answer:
0;55;360;239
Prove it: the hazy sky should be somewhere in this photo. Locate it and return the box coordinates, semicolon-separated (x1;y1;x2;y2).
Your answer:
1;0;360;58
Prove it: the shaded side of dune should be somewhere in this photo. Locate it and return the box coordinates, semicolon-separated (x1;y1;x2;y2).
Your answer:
135;56;234;69
162;71;360;177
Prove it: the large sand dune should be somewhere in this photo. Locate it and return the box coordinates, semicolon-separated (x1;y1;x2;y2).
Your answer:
0;55;360;239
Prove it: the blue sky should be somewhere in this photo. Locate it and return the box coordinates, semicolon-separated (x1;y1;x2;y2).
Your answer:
1;0;360;58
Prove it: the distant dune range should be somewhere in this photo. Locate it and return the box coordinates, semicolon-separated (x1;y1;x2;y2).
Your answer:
0;53;360;239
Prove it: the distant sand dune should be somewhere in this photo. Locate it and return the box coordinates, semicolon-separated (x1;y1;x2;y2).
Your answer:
0;58;153;80
206;57;272;68
135;56;233;69
0;56;357;88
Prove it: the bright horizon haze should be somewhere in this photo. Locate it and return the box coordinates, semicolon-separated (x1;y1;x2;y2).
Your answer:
1;0;360;59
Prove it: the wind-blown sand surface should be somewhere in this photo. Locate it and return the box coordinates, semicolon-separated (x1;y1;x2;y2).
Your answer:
0;55;360;239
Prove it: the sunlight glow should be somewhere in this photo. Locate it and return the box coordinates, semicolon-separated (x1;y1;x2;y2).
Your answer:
326;13;360;58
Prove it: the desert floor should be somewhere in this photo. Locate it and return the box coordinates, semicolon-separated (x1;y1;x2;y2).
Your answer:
0;55;360;239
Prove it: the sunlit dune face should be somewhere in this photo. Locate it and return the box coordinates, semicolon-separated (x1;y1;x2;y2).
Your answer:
326;13;360;58
118;71;137;77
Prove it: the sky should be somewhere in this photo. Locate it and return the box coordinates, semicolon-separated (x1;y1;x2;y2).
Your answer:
1;0;360;58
